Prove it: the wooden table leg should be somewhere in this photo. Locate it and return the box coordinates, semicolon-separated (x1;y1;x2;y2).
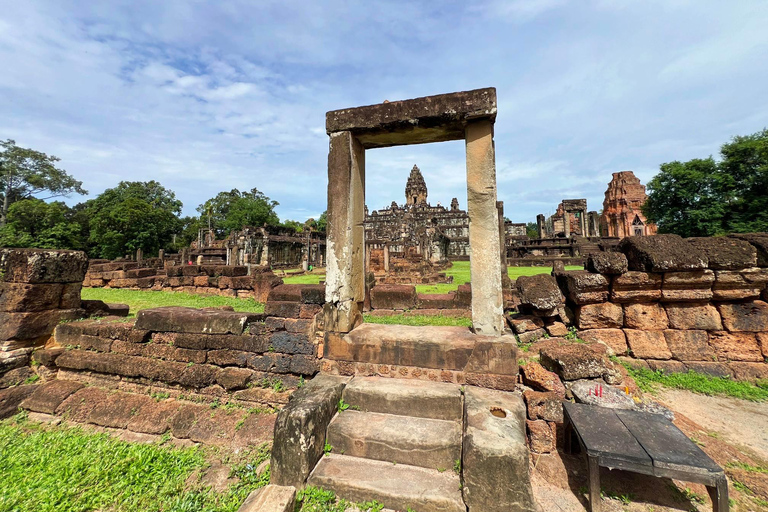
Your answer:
707;476;729;512
588;455;601;512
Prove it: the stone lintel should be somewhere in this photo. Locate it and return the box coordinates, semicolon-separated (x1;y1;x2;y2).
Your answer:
326;88;497;149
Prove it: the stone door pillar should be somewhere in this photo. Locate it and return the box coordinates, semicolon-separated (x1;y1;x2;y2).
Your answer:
466;120;505;335
325;131;366;333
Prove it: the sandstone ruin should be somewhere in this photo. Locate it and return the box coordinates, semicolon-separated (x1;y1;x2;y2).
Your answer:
600;170;658;237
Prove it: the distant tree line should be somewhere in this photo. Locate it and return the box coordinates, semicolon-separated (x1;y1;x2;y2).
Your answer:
643;128;768;237
0;139;326;259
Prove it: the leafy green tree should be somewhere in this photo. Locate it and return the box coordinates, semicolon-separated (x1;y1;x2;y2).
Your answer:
281;219;304;233
0;139;86;226
644;128;768;236
85;181;182;259
526;221;538;238
197;188;279;237
0;199;85;249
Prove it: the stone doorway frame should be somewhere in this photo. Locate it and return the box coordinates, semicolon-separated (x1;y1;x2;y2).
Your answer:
324;88;505;336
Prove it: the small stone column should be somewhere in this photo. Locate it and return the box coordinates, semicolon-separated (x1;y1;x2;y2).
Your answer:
136;248;143;263
465;120;504;336
563;211;570;238
181;248;190;265
231;245;240;266
325;131;365;333
536;214;546;238
158;249;164;260
383;245;390;272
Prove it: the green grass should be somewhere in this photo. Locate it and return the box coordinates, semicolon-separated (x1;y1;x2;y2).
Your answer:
281;262;583;294
282;272;324;285
625;365;768;402
363;313;472;327
0;415;269;512
415;261;583;294
81;288;264;315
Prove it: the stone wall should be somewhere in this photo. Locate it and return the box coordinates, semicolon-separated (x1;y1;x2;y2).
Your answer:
0;248;89;377
364;283;472;317
513;234;768;382
84;261;283;302
36;284;326;406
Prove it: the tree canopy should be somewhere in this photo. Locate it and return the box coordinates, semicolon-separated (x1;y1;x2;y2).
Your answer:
85;181;183;259
643;128;768;237
197;188;279;237
0;199;84;250
0;139;86;226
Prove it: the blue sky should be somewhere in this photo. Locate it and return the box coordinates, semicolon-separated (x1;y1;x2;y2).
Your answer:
1;1;767;223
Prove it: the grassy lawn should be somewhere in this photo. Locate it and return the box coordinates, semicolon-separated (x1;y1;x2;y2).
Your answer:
624;365;768;402
284;262;583;295
0;414;268;512
81;288;264;316
363;313;472;327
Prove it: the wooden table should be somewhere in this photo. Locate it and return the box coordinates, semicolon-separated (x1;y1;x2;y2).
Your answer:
563;402;728;512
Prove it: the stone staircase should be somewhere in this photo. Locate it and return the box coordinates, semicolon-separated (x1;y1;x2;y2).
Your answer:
308;377;466;512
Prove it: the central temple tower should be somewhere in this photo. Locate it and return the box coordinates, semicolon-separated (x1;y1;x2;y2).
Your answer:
405;164;428;206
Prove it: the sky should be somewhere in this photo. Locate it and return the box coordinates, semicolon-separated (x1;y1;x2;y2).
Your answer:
1;0;767;224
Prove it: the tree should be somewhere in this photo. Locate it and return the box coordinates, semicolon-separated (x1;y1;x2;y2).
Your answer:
0;199;85;249
643;128;768;236
526;221;538;238
0;139;86;226
197;188;279;237
85;181;182;259
281;219;304;233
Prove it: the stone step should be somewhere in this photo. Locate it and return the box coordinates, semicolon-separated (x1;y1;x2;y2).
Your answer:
342;376;462;421
326;410;461;470
308;454;465;512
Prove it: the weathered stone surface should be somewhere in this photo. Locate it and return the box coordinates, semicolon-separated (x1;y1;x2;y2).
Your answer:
31;347;65;367
663;330;714;361
707;331;763;362
575;302;623;329
237;485;296;512
289;355;319;376
134;307;259;335
265;301;302;319
661;270;715;302
328;324;476;371
0;384;37;419
556;270;609;305
507;314;544;334
664;303;723;330
647;359;687;374
523;390;563;422
0;282;64;312
0;248;88;284
267;284;303;302
545;321;569;337
618;234;707;272
570;379;635;409
270;375;348;487
217;367;254;390
688;237;757;270
526;419;556;454
684;362;732;378
309;454;465;512
587;252;628;275
729;233;768;266
625;329;672;359
539;344;621;382
326;409;461;470
0;367;33;388
729;362;768;382
516;274;563;311
717;300;768;332
759;332;768;358
21;380;83;414
55;386;109;421
270;331;313;355
610;271;662;303
463;386;534;512
0;309;84;341
127;399;181;434
342;376;462;421
520;362;566;397
464;336;519;376
369;284;417;310
712;270;762;301
578;329;628;356
326;88;496;148
623;303;668;330
517;328;547;344
88;391;152;429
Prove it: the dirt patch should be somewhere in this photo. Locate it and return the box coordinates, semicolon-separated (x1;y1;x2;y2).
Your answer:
656;388;768;461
